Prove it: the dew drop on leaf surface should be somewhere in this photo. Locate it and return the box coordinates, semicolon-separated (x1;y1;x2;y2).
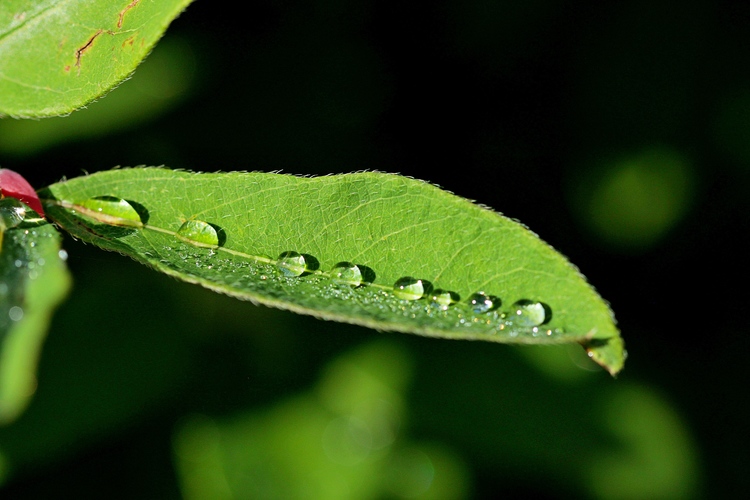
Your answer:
276;251;307;277
76;196;142;227
176;220;219;248
468;292;498;313
429;289;458;310
0;198;27;230
510;300;551;327
393;277;425;301
331;262;363;287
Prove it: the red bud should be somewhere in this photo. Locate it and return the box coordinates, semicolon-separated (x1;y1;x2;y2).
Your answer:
0;169;45;218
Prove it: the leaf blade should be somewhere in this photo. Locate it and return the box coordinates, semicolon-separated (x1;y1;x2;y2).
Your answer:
41;167;624;374
0;221;71;423
0;0;193;117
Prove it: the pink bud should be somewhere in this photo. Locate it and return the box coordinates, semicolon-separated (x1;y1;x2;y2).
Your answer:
0;169;45;218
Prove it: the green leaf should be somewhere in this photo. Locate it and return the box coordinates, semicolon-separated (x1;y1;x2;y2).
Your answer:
0;217;71;424
40;167;625;374
0;0;193;118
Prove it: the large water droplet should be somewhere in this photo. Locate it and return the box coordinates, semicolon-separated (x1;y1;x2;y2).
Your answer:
0;198;26;229
393;277;424;301
176;219;219;248
76;196;143;227
276;251;306;277
331;262;362;286
510;300;550;326
467;292;498;313
430;289;458;310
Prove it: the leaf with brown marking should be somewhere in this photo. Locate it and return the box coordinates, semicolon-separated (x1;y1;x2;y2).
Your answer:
0;0;193;118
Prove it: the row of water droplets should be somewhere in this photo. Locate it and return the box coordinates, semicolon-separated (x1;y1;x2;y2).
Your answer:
58;196;558;334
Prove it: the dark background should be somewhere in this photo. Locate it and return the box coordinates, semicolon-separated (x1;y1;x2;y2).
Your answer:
1;0;748;497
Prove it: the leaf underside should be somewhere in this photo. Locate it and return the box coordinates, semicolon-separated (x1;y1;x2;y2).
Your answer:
0;0;193;117
41;168;625;374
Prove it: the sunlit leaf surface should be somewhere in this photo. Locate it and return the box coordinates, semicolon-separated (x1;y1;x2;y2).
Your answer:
41;167;624;374
0;0;193;117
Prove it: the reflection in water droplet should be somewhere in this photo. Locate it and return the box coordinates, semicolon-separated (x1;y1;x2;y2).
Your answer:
276;251;306;276
0;198;26;229
77;196;143;227
511;300;550;326
467;292;497;313
331;261;362;286
176;219;219;248
393;277;424;300
8;306;23;322
430;289;458;310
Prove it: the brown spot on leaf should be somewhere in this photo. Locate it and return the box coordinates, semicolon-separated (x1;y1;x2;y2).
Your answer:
64;65;70;72
117;0;140;29
75;29;104;68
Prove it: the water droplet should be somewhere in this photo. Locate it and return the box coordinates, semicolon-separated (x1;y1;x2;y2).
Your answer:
276;251;306;277
393;277;424;301
429;289;458;310
176;219;219;248
0;198;26;229
467;292;498;313
331;262;363;286
58;249;68;261
8;306;23;322
76;196;143;227
510;300;550;326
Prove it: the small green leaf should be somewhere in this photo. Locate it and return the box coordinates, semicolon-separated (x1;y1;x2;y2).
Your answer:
0;218;71;423
0;0;193;118
41;167;625;374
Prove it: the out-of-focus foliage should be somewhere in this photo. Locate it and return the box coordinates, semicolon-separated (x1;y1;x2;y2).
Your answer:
173;341;470;499
0;218;70;424
0;0;745;497
569;147;695;252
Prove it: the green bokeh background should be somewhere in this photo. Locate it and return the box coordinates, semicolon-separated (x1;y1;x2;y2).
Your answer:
1;0;747;497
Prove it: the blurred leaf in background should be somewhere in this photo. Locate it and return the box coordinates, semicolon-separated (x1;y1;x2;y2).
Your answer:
173;341;470;499
568;147;696;252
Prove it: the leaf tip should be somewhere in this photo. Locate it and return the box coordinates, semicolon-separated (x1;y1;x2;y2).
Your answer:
582;336;627;376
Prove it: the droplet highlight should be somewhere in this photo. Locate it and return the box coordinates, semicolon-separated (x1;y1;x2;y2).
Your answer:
467;292;498;313
76;196;143;227
0;198;26;229
393;277;425;301
331;262;363;286
276;251;306;277
8;306;23;322
510;300;550;327
429;289;458;310
176;219;219;248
